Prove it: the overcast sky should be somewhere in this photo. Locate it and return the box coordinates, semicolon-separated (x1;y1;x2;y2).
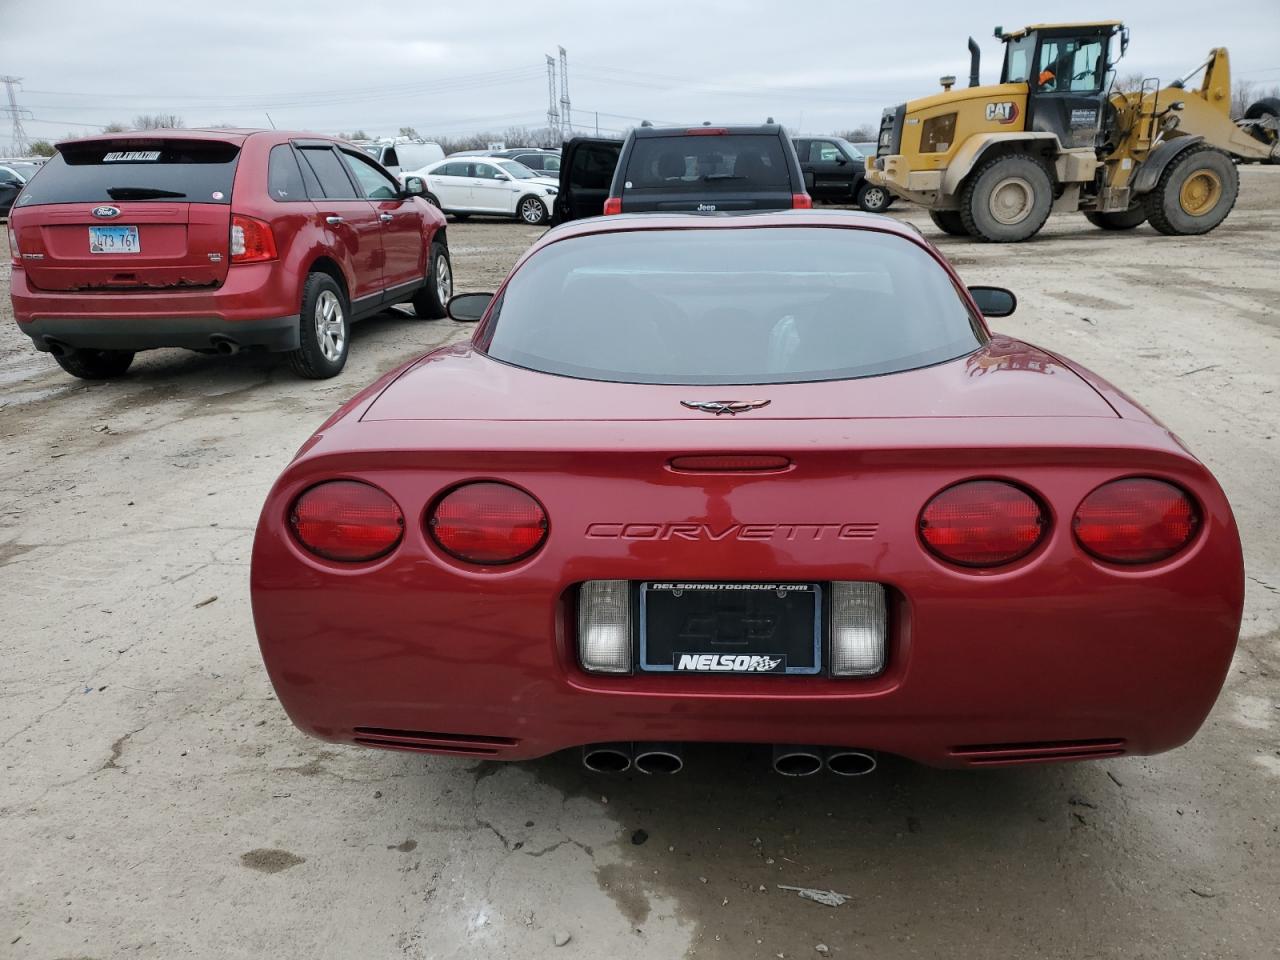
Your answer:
3;0;1279;147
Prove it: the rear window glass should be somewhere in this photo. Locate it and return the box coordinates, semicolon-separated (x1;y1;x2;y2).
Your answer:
19;139;240;205
623;135;791;192
484;227;984;385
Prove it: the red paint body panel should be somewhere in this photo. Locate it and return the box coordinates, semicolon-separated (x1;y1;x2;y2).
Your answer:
250;214;1244;768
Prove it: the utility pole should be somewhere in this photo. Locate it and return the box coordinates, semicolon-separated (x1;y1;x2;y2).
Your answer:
545;56;560;137
1;76;33;156
558;46;571;138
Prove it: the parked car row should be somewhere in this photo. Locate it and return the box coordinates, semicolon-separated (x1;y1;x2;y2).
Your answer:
1;159;45;219
7;130;452;380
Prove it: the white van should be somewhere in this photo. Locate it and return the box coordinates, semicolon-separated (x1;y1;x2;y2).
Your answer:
358;140;445;180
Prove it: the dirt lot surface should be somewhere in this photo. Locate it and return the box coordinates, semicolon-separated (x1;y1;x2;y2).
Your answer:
3;171;1278;960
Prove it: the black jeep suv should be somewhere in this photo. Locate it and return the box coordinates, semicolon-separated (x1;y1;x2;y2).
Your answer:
552;124;810;223
792;136;892;212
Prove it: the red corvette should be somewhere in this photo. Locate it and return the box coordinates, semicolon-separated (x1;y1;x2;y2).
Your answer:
250;210;1244;775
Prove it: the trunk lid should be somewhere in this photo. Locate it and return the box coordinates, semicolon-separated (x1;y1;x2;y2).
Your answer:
11;135;239;291
362;338;1118;423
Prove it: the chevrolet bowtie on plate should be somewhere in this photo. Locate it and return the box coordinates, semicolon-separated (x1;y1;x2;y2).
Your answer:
251;211;1243;774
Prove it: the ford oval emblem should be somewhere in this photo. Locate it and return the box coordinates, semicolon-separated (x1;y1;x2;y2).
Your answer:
92;205;121;219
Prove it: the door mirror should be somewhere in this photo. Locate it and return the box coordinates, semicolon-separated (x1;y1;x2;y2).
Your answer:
0;177;20;188
835;156;848;165
492;173;510;181
968;286;1017;318
447;292;493;323
403;176;426;197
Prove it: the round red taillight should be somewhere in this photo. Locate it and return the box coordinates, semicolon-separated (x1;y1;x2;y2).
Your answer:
289;480;404;562
1073;477;1199;564
428;482;548;565
920;479;1047;567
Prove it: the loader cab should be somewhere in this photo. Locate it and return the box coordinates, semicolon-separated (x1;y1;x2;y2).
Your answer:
998;22;1127;149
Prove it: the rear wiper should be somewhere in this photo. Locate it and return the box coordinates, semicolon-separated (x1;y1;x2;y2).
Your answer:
702;174;746;181
105;187;187;200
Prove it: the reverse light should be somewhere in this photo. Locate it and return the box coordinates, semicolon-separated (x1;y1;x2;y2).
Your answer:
830;582;887;677
602;196;622;216
1074;477;1199;564
578;580;632;674
427;481;548;564
791;193;813;209
289;480;404;562
920;479;1047;567
230;214;277;263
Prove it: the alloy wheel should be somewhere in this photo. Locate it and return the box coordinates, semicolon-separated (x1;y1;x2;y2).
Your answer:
435;254;453;304
521;198;544;224
314;289;345;362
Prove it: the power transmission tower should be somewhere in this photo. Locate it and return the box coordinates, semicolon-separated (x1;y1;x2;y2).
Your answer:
1;76;33;156
545;56;560;135
558;47;571;137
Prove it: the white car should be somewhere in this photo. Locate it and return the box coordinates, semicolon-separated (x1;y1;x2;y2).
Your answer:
355;139;445;180
419;157;558;225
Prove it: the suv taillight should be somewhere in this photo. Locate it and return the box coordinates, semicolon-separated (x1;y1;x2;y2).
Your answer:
792;193;813;209
7;221;17;266
603;197;622;216
230;214;277;263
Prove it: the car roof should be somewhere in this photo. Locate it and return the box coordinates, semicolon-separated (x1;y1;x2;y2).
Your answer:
532;210;925;255
53;128;340;148
631;123;785;138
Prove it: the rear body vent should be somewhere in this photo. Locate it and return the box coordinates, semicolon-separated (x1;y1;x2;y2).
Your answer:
352;727;520;756
949;738;1126;766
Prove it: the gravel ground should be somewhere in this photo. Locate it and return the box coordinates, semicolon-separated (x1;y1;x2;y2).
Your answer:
2;171;1278;960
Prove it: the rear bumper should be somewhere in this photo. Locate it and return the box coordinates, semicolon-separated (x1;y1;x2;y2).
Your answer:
10;261;301;353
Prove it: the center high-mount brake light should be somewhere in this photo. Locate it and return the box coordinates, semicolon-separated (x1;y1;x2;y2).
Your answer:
602;197;622;216
684;127;729;136
919;479;1047;567
289;480;404;562
428;481;548;565
230;214;277;263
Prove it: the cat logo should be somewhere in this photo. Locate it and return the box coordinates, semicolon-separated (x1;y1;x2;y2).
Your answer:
985;102;1020;125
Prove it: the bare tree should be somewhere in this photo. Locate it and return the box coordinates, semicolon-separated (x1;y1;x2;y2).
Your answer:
1232;80;1280;119
133;114;185;130
398;126;420;139
28;139;54;157
1113;72;1147;94
834;125;877;142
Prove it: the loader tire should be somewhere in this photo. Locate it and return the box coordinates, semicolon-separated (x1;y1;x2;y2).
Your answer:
1244;97;1280;163
1143;145;1238;236
960;153;1053;242
928;209;971;236
1083;206;1147;230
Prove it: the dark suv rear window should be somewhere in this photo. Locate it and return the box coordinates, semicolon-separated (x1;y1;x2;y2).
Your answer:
17;139;240;205
623;135;791;192
484;227;984;385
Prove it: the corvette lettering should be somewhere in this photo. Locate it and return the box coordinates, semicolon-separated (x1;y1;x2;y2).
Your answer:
586;522;878;541
676;654;785;672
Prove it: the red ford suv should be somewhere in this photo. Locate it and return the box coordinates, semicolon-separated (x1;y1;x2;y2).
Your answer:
7;129;453;379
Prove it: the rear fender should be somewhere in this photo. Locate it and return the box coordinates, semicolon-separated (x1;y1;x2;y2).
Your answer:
941;132;1062;196
1131;136;1205;195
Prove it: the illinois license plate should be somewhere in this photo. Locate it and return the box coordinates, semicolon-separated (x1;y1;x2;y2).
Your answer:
88;225;140;254
639;581;822;675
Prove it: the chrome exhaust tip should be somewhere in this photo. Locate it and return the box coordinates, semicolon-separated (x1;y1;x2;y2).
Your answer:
772;744;824;777
634;742;684;774
210;335;241;355
826;748;878;777
582;743;633;773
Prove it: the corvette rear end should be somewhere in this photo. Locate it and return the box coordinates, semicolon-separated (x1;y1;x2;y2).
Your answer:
250;212;1244;770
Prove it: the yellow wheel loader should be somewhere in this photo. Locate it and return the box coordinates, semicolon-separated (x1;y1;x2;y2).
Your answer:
864;22;1280;241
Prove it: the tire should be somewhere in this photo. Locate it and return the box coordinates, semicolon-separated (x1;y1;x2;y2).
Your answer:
287;273;349;379
1243;97;1280;163
517;195;549;225
959;153;1054;242
1142;145;1238;236
411;241;451;319
1084;206;1147;230
928;209;971;236
423;193;441;209
855;182;891;213
53;348;134;380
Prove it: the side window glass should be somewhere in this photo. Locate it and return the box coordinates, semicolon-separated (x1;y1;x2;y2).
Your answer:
268;145;307;201
340;150;401;200
1037;39;1104;93
384;148;399;167
809;141;840;162
474;164;502;180
300;147;359;199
